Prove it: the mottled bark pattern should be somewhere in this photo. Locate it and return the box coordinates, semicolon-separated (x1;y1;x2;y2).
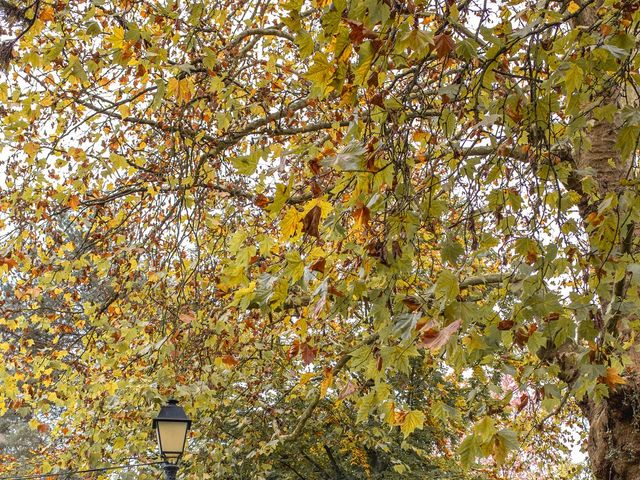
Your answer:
581;381;640;480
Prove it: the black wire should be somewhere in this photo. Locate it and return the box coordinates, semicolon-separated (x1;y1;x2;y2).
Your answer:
0;461;164;480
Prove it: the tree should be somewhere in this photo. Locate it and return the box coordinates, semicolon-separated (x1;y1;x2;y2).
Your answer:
0;0;638;477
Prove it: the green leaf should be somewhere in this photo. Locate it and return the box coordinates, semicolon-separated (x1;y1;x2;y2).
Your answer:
230;152;259;175
617;125;639;160
440;238;464;266
492;429;519;465
459;435;481;468
435;270;459;302
473;416;497;443
295;31;314;58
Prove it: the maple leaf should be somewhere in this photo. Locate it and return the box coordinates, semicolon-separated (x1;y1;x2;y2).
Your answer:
221;355;239;367
302;205;321;237
0;257;17;270
254;193;270;208
433;33;455;58
353;204;370;228
338;380;357;400
300;342;317;365
601;367;627;389
40;6;55;22
497;319;515;330
400;410;425;438
310;257;326;273
67;195;80;210
320;370;333;398
402;296;422;312
280;207;300;239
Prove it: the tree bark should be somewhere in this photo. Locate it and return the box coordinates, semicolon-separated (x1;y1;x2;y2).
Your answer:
580;380;640;479
574;85;640;480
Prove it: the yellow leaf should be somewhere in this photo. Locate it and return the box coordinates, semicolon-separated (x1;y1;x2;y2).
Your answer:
298;372;315;386
24;142;39;157
567;1;580;13
400;410;425;438
280;207;300;239
167;77;194;104
106;27;125;49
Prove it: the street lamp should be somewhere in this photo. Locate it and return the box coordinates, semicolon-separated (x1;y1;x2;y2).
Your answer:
153;399;192;480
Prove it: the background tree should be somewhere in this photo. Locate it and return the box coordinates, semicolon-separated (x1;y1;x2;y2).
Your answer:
0;0;637;478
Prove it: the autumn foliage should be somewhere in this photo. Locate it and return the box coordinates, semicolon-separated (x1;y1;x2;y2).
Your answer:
0;0;639;479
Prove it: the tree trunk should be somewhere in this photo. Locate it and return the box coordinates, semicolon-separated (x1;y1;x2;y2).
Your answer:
575;110;640;478
581;381;640;479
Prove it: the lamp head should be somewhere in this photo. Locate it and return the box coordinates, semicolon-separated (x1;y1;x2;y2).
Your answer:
152;399;192;464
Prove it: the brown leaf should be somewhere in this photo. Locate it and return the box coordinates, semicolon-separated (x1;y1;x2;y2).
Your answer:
514;327;529;346
302;205;322;237
328;284;344;297
343;18;377;45
311;180;323;197
300;342;317;365
37;423;50;433
402;296;422;312
370;92;385;108
287;340;300;360
433;33;455;59
310;257;326;273
0;257;17;270
497;319;515;330
179;312;195;324
516;393;529;412
419;319;462;350
309;158;321;175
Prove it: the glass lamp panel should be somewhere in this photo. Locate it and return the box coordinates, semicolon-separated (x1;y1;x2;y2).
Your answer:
157;420;188;459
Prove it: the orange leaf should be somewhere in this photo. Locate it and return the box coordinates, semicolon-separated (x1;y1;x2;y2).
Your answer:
40;6;55;22
67;195;80;210
254;193;270;208
0;257;18;270
353;204;370;228
320;369;333;398
221;355;239;367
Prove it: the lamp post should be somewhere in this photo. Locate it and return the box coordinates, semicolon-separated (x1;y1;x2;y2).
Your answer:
153;399;192;480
